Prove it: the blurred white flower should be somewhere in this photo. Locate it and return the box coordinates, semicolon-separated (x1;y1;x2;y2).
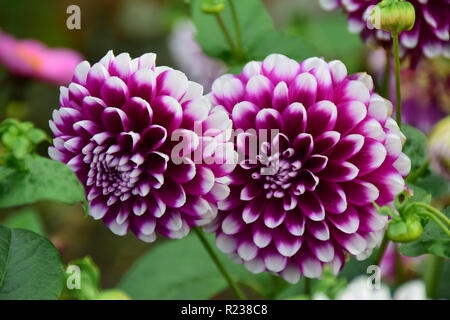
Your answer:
315;275;427;300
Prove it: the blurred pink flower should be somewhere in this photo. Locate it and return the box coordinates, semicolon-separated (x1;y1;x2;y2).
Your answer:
379;243;424;282
0;30;83;85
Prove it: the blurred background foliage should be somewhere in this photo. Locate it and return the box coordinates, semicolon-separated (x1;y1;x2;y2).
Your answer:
0;0;448;299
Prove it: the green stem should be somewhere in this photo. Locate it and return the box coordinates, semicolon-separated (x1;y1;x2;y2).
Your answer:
228;0;244;60
424;255;444;299
381;50;391;98
405;160;429;184
373;233;390;266
416;203;450;227
392;33;402;128
423;212;450;237
193;227;246;300
214;13;237;58
304;277;311;299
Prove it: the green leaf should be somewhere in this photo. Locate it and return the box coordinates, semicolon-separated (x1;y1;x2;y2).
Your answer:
119;233;272;299
62;256;100;300
413;173;450;198
0;155;87;212
248;31;318;62
1;208;45;235
400;207;450;258
402;124;428;173
191;0;317;64
26;128;48;145
0;226;63;299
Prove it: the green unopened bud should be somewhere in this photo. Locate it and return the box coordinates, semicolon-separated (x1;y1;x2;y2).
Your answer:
201;0;225;14
370;0;415;34
387;216;423;242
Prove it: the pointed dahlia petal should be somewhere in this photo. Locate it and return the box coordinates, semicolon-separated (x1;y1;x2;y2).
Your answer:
285;209;306;236
216;232;238;253
263;199;286;228
183;166;215;196
245;75;274;108
262;54;299;83
127;68;156;102
333;230;367;255
232;101;259;131
263;247;288;272
151;95;182;134
316;181;347;214
296;249;323;278
327;205;360;234
330;134;364;161
155;177;186;208
252;220;273;248
299;192;325;221
307;235;335;262
273;227;303;257
313;131;340;154
307;101;337;136
237;240;259;261
282;102;307;139
272;81;289;112
319;160;359;182
289;72;317;107
100;76;129;107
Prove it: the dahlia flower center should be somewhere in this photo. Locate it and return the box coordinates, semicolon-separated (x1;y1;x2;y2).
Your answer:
249;136;323;202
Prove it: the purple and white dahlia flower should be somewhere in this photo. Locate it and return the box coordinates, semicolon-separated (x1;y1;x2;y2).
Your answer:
49;50;236;242
206;54;411;283
319;0;450;65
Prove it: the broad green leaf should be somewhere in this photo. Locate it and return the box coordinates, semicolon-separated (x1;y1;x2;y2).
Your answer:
248;31;318;62
413;173;450;198
402;124;428;173
192;0;273;63
283;13;365;73
119;233;272;299
0;155;87;212
0;226;63;299
1;208;45;235
400;207;450;258
191;0;316;64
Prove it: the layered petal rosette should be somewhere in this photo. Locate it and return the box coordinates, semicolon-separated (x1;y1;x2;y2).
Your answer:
319;0;450;65
49;51;236;242
206;54;411;283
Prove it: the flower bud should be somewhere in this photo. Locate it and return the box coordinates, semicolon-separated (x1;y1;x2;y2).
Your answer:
387;216;423;242
428;116;450;180
201;0;225;14
370;0;416;34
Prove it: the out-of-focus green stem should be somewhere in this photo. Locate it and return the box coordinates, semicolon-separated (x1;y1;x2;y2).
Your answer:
392;33;402;128
214;13;237;58
416;203;450;227
304;277;311;299
228;0;244;60
424;255;444;299
406;160;429;184
423;212;450;237
382;50;391;98
193;227;246;300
